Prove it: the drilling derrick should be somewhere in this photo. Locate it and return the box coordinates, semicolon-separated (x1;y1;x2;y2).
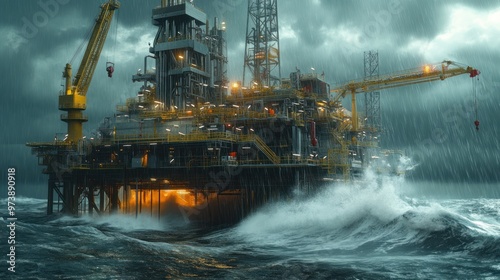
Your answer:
243;0;281;87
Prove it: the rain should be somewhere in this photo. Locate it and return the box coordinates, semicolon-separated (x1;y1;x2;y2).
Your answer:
1;0;500;278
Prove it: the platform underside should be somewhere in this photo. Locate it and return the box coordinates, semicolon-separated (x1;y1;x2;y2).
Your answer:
46;163;333;225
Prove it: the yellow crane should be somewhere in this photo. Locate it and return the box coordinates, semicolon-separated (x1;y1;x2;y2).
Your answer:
59;0;120;143
331;60;480;133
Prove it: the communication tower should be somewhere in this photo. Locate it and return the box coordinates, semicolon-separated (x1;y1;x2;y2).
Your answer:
364;50;381;141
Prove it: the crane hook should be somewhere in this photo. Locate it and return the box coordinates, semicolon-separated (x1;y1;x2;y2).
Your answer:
471;68;480;131
106;62;114;78
474;120;480;131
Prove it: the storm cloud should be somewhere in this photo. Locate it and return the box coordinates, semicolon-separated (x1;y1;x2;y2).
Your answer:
1;0;499;193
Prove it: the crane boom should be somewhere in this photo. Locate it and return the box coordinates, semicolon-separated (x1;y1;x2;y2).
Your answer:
59;0;120;143
73;0;120;95
330;60;480;132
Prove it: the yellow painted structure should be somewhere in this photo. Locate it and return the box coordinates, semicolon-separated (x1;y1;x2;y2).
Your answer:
59;0;120;143
331;60;479;133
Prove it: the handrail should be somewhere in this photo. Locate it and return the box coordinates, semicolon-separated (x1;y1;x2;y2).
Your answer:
251;135;280;164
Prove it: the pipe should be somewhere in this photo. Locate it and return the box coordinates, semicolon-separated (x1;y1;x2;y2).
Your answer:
310;121;317;147
144;55;156;88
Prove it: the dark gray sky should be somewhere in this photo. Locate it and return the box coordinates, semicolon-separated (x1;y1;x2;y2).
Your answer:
1;0;499;193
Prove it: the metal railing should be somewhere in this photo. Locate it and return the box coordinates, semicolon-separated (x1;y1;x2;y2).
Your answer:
60;114;88;121
111;131;283;165
111;131;237;144
250;135;280;164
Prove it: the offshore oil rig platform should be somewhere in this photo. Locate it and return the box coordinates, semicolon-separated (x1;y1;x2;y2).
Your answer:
28;0;480;224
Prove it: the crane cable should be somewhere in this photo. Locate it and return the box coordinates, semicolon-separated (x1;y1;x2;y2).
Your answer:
113;9;119;64
106;6;119;78
473;73;480;131
70;9;97;65
63;6;97;90
108;7;119;66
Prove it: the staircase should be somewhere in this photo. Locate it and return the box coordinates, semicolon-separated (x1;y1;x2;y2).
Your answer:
329;130;350;180
251;135;281;164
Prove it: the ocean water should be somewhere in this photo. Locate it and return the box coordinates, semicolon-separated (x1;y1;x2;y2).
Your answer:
2;176;500;279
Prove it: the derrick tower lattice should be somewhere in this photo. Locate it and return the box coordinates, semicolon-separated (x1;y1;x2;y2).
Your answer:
243;0;281;87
